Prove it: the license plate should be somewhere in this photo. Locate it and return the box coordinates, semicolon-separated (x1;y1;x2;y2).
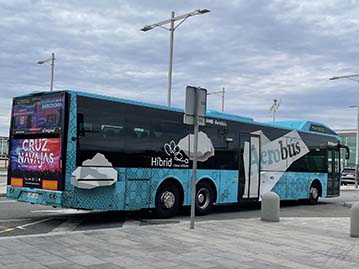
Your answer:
27;192;39;199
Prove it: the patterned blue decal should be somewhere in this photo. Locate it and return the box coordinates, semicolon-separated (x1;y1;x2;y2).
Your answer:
271;172;327;200
62;91;77;207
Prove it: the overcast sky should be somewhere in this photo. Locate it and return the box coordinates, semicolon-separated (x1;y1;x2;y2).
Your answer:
1;0;359;136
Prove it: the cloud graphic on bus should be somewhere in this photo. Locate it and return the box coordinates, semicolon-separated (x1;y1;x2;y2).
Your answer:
177;131;215;162
71;153;118;189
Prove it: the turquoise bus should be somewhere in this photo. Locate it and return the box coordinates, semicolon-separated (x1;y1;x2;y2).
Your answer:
7;90;349;217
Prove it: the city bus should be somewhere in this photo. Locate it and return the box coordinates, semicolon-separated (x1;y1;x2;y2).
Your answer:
7;90;349;218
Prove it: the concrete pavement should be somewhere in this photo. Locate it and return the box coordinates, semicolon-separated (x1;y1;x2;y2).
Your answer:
0;180;359;268
1;169;359;268
0;216;358;268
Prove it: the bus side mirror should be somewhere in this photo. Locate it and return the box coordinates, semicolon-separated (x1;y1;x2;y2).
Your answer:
345;148;350;160
343;145;350;160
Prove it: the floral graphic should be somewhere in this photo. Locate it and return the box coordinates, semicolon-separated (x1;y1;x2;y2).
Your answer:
164;140;189;164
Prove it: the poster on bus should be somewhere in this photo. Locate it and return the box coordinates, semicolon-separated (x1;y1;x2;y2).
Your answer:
9;138;62;189
12;93;65;134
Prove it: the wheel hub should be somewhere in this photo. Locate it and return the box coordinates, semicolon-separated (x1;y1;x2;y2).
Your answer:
197;188;210;209
198;193;205;204
310;187;318;199
161;191;175;209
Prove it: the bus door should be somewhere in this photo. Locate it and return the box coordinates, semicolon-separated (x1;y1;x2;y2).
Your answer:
238;133;261;200
327;148;340;197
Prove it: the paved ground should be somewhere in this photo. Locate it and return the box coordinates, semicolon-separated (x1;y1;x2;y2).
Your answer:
0;216;358;268
0;190;358;238
1;174;359;268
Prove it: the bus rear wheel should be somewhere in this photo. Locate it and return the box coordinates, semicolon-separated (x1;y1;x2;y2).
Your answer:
309;182;320;205
155;181;180;218
196;181;214;216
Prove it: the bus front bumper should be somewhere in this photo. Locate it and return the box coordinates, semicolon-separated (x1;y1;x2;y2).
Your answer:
7;186;63;207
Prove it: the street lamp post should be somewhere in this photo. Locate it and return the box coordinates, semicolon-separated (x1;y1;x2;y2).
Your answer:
141;9;210;107
37;52;55;91
207;88;225;112
330;74;359;189
269;99;281;122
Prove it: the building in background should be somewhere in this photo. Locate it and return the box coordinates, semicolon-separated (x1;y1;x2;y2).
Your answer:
336;129;356;169
0;136;8;170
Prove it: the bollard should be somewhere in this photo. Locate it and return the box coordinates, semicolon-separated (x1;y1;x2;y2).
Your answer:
350;202;359;237
261;192;280;222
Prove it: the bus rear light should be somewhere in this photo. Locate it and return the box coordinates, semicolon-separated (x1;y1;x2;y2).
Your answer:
10;177;23;187
42;180;58;190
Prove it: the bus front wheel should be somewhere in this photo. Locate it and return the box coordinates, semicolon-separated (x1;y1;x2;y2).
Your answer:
309;182;320;205
196;181;214;216
155;181;180;218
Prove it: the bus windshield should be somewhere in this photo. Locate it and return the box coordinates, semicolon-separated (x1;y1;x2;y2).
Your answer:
8;92;65;191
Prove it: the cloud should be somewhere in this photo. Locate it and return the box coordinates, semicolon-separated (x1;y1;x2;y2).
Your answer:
71;153;118;189
178;131;215;162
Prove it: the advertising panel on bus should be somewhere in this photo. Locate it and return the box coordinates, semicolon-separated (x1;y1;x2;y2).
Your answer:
12;93;65;134
9;137;62;190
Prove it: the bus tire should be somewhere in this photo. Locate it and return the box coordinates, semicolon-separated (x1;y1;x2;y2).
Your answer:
154;181;180;218
196;181;214;216
309;182;320;205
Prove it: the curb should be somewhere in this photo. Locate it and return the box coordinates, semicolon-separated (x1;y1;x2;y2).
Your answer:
340;187;359;191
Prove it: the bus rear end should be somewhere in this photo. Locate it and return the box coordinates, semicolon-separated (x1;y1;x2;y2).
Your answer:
7;92;66;207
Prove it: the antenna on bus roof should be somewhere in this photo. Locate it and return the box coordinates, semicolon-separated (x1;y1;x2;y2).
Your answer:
269;99;281;122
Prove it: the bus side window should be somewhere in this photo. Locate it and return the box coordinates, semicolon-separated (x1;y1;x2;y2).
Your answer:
133;127;150;139
335;150;340;173
328;150;333;173
77;113;85;136
101;124;123;138
289;148;326;173
153;131;163;139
